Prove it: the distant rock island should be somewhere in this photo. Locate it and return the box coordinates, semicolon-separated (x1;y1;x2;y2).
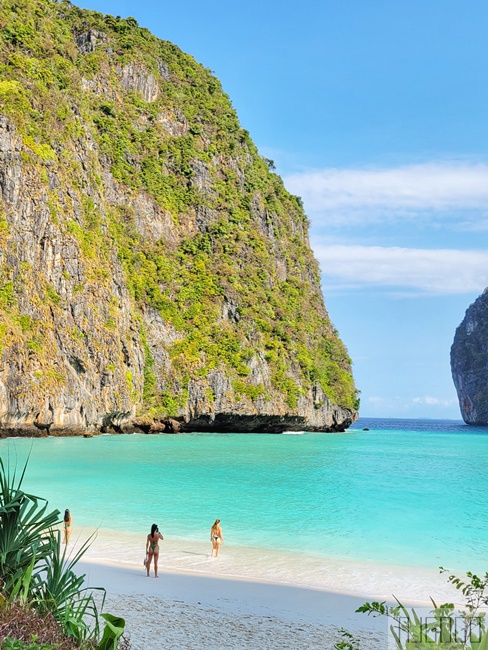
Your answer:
0;0;358;435
451;288;488;425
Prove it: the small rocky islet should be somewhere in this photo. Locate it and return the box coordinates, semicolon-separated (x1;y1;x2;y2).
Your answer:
451;288;488;426
0;0;359;436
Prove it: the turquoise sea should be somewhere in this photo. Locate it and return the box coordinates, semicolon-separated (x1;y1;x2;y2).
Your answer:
1;417;488;575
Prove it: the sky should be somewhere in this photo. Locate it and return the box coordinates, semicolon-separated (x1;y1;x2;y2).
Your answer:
77;0;488;420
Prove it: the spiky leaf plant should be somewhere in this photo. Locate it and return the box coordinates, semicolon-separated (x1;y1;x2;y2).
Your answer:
32;529;105;644
0;456;60;593
0;457;127;647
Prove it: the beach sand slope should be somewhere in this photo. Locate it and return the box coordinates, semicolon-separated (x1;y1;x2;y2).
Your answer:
80;560;387;649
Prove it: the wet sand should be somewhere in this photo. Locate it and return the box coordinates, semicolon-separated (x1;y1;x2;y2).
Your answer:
71;530;464;649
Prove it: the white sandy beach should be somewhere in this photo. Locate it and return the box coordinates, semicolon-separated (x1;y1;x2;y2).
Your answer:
71;530;467;649
81;558;388;649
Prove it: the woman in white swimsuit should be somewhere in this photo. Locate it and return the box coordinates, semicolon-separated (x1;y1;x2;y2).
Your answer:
210;519;224;558
145;523;164;578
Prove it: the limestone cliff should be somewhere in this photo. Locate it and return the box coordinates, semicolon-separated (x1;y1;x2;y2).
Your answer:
0;0;358;435
451;289;488;425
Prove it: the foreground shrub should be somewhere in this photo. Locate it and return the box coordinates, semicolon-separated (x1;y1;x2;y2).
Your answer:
0;457;59;595
336;569;488;649
0;457;128;648
31;531;104;645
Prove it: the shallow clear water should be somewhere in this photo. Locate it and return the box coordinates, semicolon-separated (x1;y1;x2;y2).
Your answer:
1;417;488;574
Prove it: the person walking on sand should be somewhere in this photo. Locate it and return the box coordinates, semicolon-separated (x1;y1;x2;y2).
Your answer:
63;509;72;545
210;519;224;558
145;523;164;578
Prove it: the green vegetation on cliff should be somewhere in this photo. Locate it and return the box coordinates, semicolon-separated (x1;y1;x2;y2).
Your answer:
0;0;358;429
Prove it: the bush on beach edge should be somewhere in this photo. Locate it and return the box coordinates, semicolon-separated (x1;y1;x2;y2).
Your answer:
0;456;129;648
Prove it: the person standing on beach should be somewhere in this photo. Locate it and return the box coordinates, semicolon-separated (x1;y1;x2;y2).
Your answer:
210;519;224;558
145;523;164;578
63;509;72;545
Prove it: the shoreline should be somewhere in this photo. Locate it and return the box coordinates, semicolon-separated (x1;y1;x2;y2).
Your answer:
69;532;467;649
0;412;356;438
79;558;388;649
74;528;466;604
77;554;468;650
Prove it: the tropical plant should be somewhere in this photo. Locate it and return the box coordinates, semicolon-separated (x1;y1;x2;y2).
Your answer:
97;614;127;650
0;457;127;648
31;530;105;645
0;456;60;594
333;627;362;649
356;569;488;649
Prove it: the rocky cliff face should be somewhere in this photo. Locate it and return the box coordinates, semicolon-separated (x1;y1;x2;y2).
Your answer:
0;0;358;435
451;289;488;425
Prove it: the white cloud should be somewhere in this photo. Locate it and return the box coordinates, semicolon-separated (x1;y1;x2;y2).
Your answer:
412;396;458;406
361;394;461;417
314;244;488;294
284;162;488;226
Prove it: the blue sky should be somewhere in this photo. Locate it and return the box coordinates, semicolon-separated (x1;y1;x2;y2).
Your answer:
78;0;488;419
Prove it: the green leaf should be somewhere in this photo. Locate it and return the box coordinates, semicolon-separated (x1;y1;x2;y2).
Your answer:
97;612;126;649
478;628;488;650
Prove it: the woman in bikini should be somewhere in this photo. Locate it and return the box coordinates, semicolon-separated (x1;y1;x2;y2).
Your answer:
63;509;72;545
210;519;224;558
145;523;164;578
